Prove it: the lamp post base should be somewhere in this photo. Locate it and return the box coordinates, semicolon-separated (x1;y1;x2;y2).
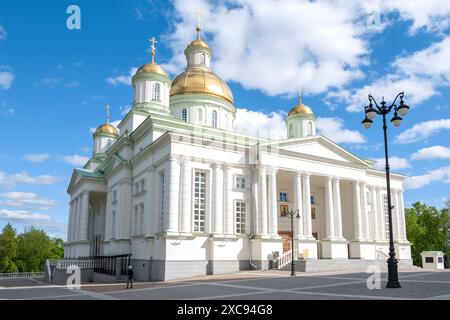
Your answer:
386;257;401;288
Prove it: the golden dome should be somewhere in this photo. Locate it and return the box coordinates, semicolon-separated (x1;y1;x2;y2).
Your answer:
135;63;168;78
288;103;314;116
186;39;211;51
95;123;118;136
170;68;234;105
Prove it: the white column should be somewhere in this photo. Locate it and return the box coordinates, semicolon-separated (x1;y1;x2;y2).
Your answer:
180;162;191;234
377;187;387;241
224;165;234;235
67;201;73;242
73;197;79;241
294;171;304;239
166;157;180;233
79;191;89;241
370;186;380;241
212;164;224;234
268;167;278;237
394;190;401;241
398;190;407;241
302;173;313;239
324;176;335;240
360;182;370;240
258;166;268;236
352;181;363;240
252;170;259;235
333;177;344;240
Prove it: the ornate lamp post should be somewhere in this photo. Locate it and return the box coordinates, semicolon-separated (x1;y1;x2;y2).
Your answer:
285;209;301;276
361;92;409;288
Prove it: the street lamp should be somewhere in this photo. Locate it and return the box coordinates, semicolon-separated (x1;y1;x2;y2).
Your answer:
285;209;301;276
361;92;409;288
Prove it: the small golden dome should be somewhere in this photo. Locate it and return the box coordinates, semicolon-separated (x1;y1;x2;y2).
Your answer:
170;68;234;105
186;39;211;51
288;103;314;116
95;123;118;136
135;63;169;78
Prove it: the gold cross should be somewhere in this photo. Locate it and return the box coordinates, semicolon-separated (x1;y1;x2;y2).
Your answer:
194;11;203;39
149;37;158;63
297;84;303;104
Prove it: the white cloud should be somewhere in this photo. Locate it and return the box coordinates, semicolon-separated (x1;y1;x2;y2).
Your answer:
0;192;55;209
394;119;450;144
165;0;371;97
234;108;287;140
0;209;67;235
0;71;14;90
22;153;50;163
316;117;366;144
35;77;62;87
0;25;6;40
372;156;411;170
404;166;450;189
331;36;450;112
410;145;450;160
0;171;62;189
106;68;137;86
59;155;89;167
0;101;14;116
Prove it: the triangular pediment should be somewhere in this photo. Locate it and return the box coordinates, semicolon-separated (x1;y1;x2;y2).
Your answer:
275;135;372;167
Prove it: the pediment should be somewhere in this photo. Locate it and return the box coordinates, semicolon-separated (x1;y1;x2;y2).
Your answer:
276;136;371;167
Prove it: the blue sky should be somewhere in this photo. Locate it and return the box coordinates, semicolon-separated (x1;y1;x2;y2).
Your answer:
1;0;450;239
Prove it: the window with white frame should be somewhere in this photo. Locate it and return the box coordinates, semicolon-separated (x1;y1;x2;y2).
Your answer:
235;201;246;234
307;121;313;136
153;83;161;101
193;172;206;232
383;195;390;239
235;176;246;189
212;110;217;128
181;109;188;122
200;53;206;64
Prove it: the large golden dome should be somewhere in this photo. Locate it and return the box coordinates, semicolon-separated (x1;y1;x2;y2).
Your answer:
135;62;168;78
288;103;314;116
170;68;234;105
95;123;119;136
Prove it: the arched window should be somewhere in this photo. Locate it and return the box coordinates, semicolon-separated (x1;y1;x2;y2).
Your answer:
153;83;161;101
200;53;206;65
212;110;218;128
307;121;313;136
289;124;294;137
181;109;187;122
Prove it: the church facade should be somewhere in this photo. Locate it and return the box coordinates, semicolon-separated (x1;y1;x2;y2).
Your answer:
65;31;412;281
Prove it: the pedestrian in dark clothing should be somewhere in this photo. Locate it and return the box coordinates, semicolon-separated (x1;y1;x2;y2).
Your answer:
126;265;134;289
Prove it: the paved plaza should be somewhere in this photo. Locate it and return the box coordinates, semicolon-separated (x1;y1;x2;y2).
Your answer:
0;270;449;300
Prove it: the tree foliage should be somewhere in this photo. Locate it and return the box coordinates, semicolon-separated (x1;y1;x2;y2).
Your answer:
0;225;64;273
405;202;450;266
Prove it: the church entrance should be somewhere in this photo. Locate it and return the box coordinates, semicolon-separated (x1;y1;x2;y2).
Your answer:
279;232;292;253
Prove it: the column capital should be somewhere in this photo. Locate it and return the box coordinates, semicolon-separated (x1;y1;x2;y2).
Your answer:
269;167;278;175
332;176;340;182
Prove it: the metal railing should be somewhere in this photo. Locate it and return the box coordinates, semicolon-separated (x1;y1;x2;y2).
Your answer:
93;254;131;277
0;272;45;279
56;259;95;269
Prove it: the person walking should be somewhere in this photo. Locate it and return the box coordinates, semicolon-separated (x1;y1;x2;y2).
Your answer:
126;265;134;289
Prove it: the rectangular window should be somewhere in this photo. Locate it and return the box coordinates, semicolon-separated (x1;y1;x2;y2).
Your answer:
279;192;288;202
425;257;434;263
111;210;116;238
140;204;145;235
160;171;165;232
310;195;317;205
112;190;117;202
193;172;206;232
235;201;246;234
141;179;145;192
235;176;246;189
133;205;139;236
135;182;139;194
383;195;390;239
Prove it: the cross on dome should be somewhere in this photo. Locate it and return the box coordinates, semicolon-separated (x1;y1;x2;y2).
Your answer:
105;104;110;124
149;37;158;64
194;11;203;40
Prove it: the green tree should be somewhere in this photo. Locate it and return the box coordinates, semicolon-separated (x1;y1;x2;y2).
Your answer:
405;202;450;266
0;223;18;272
49;238;65;259
16;228;53;272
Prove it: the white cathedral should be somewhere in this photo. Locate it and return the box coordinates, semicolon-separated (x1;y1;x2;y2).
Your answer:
65;28;412;281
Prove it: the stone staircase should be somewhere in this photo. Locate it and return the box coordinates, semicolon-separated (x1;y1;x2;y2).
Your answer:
279;259;419;272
